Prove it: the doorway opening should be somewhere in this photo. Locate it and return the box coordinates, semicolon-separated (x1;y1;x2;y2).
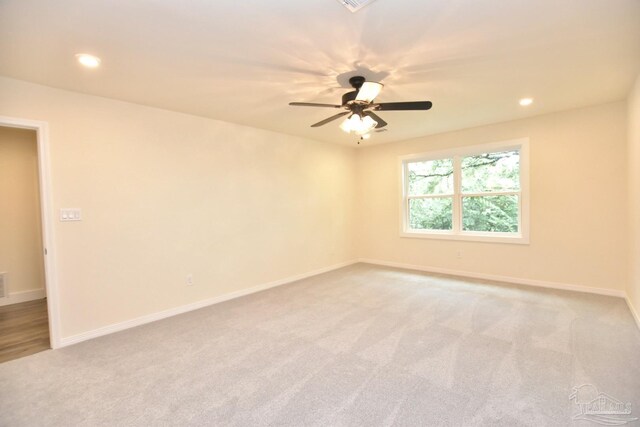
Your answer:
0;117;59;362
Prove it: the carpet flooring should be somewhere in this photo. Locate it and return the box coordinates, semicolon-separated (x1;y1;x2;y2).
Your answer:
0;263;639;426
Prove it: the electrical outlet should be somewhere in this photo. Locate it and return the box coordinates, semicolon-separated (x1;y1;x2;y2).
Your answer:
186;274;193;286
456;251;462;259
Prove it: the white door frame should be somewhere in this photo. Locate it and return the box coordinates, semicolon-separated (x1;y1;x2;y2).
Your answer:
0;115;61;349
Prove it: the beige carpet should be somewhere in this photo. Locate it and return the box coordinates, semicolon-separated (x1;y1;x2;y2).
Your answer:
1;263;639;426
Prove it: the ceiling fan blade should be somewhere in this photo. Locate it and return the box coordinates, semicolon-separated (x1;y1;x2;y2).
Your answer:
356;82;384;103
375;101;432;111
310;112;350;127
364;111;388;128
289;102;342;108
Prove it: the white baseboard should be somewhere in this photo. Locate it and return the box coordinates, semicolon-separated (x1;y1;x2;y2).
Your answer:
626;297;640;330
56;259;639;347
358;258;627;298
0;288;46;307
59;260;358;347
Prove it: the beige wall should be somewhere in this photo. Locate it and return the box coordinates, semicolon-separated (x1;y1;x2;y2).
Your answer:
0;77;357;338
356;102;628;292
0;126;45;298
628;74;640;318
0;74;634;341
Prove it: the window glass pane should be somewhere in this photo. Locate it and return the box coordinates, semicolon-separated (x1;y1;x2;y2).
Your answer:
462;195;519;233
461;150;519;193
409;198;453;230
407;158;453;196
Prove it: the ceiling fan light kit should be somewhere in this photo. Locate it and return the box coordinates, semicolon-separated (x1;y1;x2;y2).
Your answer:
289;75;433;142
339;114;378;135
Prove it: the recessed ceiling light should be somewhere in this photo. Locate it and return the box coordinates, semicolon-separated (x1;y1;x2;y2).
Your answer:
519;98;533;106
75;53;101;68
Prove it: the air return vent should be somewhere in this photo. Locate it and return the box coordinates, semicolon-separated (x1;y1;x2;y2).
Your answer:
0;273;6;299
336;0;378;13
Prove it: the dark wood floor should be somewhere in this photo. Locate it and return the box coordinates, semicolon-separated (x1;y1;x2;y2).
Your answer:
0;298;50;363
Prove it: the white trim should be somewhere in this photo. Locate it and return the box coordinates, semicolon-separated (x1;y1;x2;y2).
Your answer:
399;138;530;244
59;260;358;347
0;116;61;348
398;230;529;244
458;190;521;198
0;288;46;307
625;296;640;331
358;258;626;298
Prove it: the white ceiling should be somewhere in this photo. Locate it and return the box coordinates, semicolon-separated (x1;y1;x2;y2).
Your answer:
1;0;639;145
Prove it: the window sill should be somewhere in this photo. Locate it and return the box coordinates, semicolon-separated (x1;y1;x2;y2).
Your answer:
400;230;530;245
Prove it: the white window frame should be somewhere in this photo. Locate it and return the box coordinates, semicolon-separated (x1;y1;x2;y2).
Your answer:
399;138;530;244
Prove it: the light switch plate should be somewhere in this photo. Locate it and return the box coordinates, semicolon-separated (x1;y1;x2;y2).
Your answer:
60;208;82;221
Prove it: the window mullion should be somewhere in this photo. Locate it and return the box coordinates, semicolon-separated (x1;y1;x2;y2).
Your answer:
453;155;462;234
460;191;521;197
407;194;454;200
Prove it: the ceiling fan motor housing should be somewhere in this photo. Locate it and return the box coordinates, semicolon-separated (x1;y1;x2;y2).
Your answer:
348;75;366;89
342;75;367;106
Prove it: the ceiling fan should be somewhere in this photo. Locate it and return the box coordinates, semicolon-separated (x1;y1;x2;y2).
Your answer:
289;76;432;137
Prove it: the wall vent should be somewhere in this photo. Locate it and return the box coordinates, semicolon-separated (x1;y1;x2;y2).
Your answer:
335;0;378;13
0;273;6;299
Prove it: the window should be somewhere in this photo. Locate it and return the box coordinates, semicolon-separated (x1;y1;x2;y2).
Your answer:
400;139;529;243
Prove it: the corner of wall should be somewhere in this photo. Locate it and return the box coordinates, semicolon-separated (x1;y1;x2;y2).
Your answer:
627;73;640;325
